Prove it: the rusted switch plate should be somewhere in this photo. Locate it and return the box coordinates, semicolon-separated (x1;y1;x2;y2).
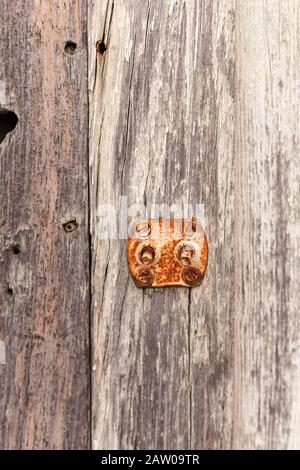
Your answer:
128;218;208;288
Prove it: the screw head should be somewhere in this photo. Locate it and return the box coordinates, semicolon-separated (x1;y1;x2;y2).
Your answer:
63;220;78;233
178;243;196;266
135;266;155;287
135;222;151;240
181;266;203;286
140;246;155;265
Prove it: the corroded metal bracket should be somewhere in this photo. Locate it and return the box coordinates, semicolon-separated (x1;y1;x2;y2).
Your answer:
127;218;208;288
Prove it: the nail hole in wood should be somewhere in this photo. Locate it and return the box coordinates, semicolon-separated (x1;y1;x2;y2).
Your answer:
63;220;78;233
11;244;20;255
7;286;13;296
0;109;19;145
64;41;77;55
96;40;107;55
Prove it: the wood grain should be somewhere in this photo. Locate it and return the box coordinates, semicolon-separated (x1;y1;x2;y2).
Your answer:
89;0;235;449
0;1;90;449
1;0;298;451
234;0;300;450
89;0;300;450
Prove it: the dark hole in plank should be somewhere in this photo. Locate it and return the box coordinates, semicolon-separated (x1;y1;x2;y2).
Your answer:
7;286;13;296
0;109;18;145
11;244;20;255
96;40;107;55
64;40;77;55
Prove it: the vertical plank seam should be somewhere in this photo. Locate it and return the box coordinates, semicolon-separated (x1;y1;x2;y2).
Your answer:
86;0;92;450
188;287;192;448
232;0;240;448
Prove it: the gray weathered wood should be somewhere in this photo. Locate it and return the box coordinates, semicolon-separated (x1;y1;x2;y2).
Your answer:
89;0;235;449
2;0;299;451
89;0;300;450
234;0;300;449
0;1;90;449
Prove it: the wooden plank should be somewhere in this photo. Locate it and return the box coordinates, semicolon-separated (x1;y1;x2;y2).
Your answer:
188;0;235;449
90;0;300;449
89;0;235;449
234;0;300;450
0;1;90;449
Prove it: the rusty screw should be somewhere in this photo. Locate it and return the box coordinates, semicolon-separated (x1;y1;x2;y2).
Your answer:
63;220;78;233
135;222;151;240
181;266;202;286
178;243;195;266
135;266;154;287
140;246;155;265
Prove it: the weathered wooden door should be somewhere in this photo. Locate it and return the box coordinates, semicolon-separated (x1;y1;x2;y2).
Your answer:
1;0;300;450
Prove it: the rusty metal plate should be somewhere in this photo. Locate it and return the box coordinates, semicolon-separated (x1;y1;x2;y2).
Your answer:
127;218;208;288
